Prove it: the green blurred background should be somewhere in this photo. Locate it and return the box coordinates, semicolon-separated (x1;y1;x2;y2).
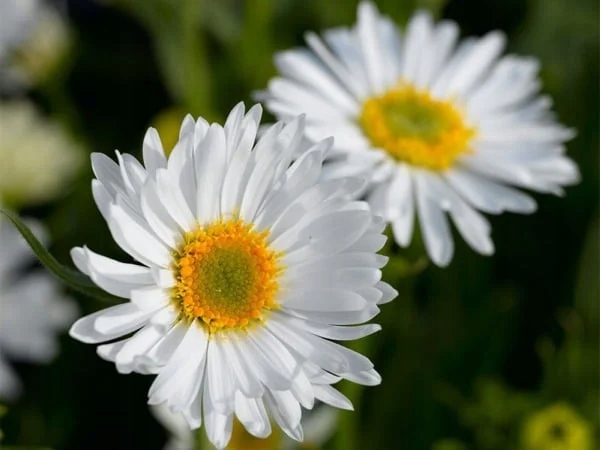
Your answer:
1;0;598;449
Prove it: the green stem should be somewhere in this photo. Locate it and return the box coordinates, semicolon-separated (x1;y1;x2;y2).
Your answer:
195;427;209;450
0;208;120;303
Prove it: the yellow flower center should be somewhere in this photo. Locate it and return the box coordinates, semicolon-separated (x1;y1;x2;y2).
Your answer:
173;219;281;333
359;84;475;170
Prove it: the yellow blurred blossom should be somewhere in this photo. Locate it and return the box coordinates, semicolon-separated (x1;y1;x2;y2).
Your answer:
521;403;593;450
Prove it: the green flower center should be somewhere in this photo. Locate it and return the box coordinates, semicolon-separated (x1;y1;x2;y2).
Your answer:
359;84;475;170
194;246;258;306
174;220;281;332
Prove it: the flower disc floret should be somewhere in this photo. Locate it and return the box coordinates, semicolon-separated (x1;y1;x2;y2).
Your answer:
174;219;281;332
359;84;475;170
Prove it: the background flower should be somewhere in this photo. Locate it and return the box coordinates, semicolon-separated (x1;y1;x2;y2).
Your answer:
258;2;579;267
0;0;71;91
521;403;593;450
0;101;83;208
0;220;78;400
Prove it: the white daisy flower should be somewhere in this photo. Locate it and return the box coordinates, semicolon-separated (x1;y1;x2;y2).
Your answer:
258;1;580;267
151;402;338;450
0;220;78;400
69;103;396;449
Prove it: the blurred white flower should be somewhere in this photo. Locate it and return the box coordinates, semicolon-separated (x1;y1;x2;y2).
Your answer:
69;103;395;449
0;0;37;59
0;101;83;207
0;0;70;90
152;402;338;450
0;219;78;400
259;1;580;267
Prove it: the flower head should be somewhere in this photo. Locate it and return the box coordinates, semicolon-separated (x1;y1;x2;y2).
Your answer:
69;103;396;449
258;1;579;266
0;0;70;90
521;403;593;450
0;220;78;400
0;101;83;207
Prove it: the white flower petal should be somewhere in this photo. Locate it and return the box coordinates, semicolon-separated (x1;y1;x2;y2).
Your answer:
220;337;264;398
439;31;505;98
71;246;154;298
445;168;537;214
419;19;459;88
223;102;246;159
143;321;187;366
387;164;415;247
265;390;303;441
142;127;167;173
155;168;196;232
400;11;434;85
91;179;113;222
148;323;208;407
166;132;197;214
203;382;233;450
114;325;164;374
313;384;353;410
340;368;381;386
375;281;398;305
195;124;227;223
420;172;494;256
107;202;171;268
274;49;360;112
206;339;236;414
234;393;271;438
414;172;454;267
304;31;365;101
357;1;389;94
70;303;151;344
282;288;367;312
291;370;315;409
91;152;124;197
131;286;170;311
239;123;287;222
140;178;183;248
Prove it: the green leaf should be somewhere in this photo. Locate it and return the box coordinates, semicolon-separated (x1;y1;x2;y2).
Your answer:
0;208;120;304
